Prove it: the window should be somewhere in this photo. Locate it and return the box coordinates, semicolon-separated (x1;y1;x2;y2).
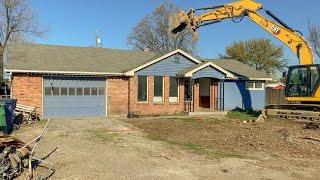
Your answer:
91;87;98;95
69;88;75;96
255;82;263;89
98;87;105;95
44;87;51;96
169;77;179;102
311;66;319;91
153;76;163;102
246;82;254;89
76;87;83;96
61;87;68;96
287;67;310;97
52;87;60;96
246;81;264;90
138;76;148;102
84;87;90;95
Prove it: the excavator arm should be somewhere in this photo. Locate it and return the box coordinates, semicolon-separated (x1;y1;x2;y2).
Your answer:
169;0;320;121
169;0;314;65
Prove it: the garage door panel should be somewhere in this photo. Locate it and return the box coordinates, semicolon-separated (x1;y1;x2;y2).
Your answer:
43;77;106;118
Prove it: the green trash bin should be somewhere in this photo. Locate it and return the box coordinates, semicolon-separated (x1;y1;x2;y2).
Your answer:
0;102;6;132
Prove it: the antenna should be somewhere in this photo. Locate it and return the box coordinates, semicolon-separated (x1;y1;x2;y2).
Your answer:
94;30;103;48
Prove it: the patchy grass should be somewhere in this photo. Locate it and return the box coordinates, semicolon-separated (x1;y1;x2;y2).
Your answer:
123;116;320;160
146;132;244;158
227;110;260;121
88;129;121;143
148;133;245;158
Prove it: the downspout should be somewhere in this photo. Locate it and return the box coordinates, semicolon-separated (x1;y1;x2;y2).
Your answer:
128;77;130;116
192;78;195;112
222;80;225;111
9;71;12;99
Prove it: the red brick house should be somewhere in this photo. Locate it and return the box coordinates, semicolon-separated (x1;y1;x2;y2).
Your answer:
5;43;271;118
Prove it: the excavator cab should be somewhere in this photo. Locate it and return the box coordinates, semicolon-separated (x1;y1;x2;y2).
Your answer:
286;65;320;100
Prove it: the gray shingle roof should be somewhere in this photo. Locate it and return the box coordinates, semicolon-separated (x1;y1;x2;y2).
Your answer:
203;59;271;79
6;43;156;74
6;43;271;80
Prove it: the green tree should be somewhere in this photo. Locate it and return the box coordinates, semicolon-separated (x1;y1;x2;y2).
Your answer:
220;38;287;76
127;1;197;55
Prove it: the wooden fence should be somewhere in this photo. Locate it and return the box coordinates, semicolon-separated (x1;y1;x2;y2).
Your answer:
265;87;286;105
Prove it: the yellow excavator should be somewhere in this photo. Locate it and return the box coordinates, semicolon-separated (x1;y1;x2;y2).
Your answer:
170;0;320;120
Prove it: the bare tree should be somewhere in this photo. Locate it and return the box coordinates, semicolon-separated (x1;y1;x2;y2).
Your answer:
308;23;320;59
0;0;45;80
127;1;197;55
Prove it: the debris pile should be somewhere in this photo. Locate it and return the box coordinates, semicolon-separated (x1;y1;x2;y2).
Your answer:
0;119;54;179
0;136;31;179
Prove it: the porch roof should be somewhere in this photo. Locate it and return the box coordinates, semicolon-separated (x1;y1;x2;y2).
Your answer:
177;61;237;80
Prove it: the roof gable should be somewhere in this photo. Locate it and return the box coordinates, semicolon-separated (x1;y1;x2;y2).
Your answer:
180;61;237;79
124;49;202;76
203;59;272;80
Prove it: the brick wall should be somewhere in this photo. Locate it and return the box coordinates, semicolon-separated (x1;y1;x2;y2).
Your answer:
211;80;219;110
193;80;200;111
11;73;43;115
128;76;185;116
107;76;129;116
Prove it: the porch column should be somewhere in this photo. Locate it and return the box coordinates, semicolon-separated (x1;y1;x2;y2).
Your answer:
193;79;199;111
210;79;218;110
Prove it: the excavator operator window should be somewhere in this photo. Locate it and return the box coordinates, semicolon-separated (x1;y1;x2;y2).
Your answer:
310;66;320;92
286;65;320;97
287;67;309;97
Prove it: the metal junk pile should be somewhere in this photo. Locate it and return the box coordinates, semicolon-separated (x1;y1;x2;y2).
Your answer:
0;119;54;179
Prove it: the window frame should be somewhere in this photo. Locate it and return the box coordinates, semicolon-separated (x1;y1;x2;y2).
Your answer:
98;87;105;96
169;77;179;103
44;87;52;96
68;87;76;96
76;87;84;96
60;87;68;96
153;76;164;103
246;81;265;91
83;87;91;96
52;87;60;96
137;76;148;103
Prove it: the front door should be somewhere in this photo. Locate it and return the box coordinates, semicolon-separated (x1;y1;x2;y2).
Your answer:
199;78;210;108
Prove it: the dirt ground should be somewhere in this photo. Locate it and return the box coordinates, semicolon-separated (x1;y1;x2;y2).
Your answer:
12;116;320;180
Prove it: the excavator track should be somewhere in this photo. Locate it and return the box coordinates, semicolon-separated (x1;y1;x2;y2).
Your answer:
263;104;320;122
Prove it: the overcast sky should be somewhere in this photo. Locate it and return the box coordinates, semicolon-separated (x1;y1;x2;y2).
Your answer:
31;0;320;65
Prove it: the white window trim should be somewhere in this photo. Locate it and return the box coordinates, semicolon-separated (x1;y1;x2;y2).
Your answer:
137;76;148;103
246;81;265;91
153;76;164;103
169;78;179;103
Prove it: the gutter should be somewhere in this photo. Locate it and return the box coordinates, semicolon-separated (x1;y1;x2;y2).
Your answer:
5;69;125;76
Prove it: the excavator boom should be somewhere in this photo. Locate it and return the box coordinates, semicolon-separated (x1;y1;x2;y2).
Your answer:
169;0;313;65
169;0;320;121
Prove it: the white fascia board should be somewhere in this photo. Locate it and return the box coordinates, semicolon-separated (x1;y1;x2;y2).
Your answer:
247;78;273;81
184;62;237;79
5;69;124;76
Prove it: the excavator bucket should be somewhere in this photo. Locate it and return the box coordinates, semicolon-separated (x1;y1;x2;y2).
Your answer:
169;10;190;34
169;10;199;41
